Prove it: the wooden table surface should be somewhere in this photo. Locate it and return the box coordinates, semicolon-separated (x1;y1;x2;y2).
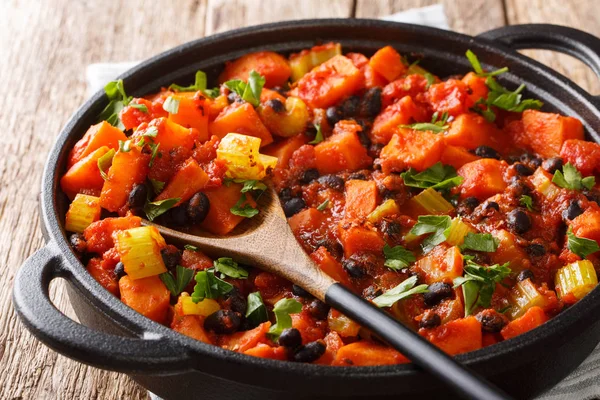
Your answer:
1;0;599;398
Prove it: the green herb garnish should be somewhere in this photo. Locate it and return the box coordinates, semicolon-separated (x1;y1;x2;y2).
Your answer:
567;230;600;259
231;193;259;218
213;257;248;279
552;162;595;191
149;178;165;195
130;103;149;113
520;195;535;211
97;80;132;130
118;140;131;153
184;244;200;251
267;298;303;341
383;244;416;271
191;268;234;303
460;232;499;253
400;162;463;191
373;276;429;308
399;111;450;133
163;96;180;114
246;292;269;326
308;123;324;144
169;70;218;98
317;199;330;211
453;260;511;316
465;50;509;77
224;70;265;107
159;265;194;297
409;215;452;252
97;149;115;180
143;197;180;221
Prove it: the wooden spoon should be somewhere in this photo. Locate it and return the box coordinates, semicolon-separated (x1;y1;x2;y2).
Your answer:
146;188;511;400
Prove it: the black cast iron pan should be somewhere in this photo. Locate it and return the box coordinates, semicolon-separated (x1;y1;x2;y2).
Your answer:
12;20;600;400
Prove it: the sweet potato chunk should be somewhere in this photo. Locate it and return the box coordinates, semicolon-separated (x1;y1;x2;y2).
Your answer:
155;158;209;206
501;306;548;340
560;139;600;176
263;134;307;171
119;275;170;324
294;55;362;109
209;102;273;147
444;113;502;150
199;183;256;235
219;51;291;88
338;225;385;257
426;79;470;117
368;46;406;82
333;341;409;366
289;208;325;236
221;322;270;352
311;246;351;287
99;147;150;212
440;145;480;170
171;315;212;343
68;121;127;168
243;344;288;360
87;258;119;296
379;129;445;174
371;96;428;144
61;146;110;199
521;110;584;157
344;180;379;220
167;92;210;142
83;216;142;255
314;120;372;174
416;245;464;284
570;206;600;245
455;159;508;200
420;316;482;355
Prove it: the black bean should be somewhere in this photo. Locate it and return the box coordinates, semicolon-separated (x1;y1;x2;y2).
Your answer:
509;179;531;197
360;88;382;118
292;284;311;298
457;197;479;216
169;205;188;225
187;192;210;224
342;259;366;278
526;244;546;257
317;174;345;191
293;340;326;363
223;287;247;314
542;157;563;174
279;188;293;201
161;247;182;272
307;299;330;320
300;168;320;184
265;98;285;113
357;129;371;148
279;328;302;348
476;310;507;333
423;282;454;307
520;153;542;168
326;106;344;126
283;197;306;217
348;172;367;180
563;200;583;221
127;184;148;208
514;163;533;176
584;189;600;205
474;146;500;159
419;310;441;329
507;209;532;234
114;261;126;279
381;220;402;240
204;310;242;334
341;95;360;117
69;233;87;254
517;269;535;282
484;201;500;211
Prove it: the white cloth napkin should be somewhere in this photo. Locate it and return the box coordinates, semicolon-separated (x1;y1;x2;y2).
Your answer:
88;5;599;400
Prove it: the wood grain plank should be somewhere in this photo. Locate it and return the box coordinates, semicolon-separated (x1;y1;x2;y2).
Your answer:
506;0;600;94
354;0;506;35
0;0;207;399
205;0;354;35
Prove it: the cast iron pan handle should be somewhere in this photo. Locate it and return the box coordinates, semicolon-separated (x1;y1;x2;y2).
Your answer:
13;243;194;374
477;24;600;81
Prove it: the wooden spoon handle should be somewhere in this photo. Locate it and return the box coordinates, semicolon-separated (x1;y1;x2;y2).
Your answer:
325;284;512;400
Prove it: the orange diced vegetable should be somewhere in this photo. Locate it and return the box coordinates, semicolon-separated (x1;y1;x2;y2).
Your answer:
371;96;428;144
155;158;209;206
444;113;502;150
87;258;119;296
455;159;508;200
83;216;142;255
426;79;470;117
67;121;127;168
500;306;548;340
368;46;406;82
344;180;380;220
289;208;325;236
315;331;344;365
171;315;212;344
333;341;409;366
294;55;362;109
119;275;170;324
420;316;482;355
571;206;600;245
314;120;372;174
133;117;197;153
311;246;351;287
461;72;488;105
199;183;256;235
379;129;445;174
560;139;600;176
416;245;463;284
222;322;271;352
219;51;291;88
490;230;529;273
243;344;288;360
440;145;480;170
338;225;385;257
166;92;210;142
61;146;111;199
327;309;361;337
521;110;584;158
209;102;273;146
99;146;150;212
263;134;307;171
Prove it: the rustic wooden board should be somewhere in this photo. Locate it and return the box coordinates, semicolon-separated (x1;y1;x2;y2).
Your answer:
2;0;598;399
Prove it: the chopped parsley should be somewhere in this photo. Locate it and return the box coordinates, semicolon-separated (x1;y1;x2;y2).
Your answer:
97;149;115;180
246;292;269;326
373;276;429;308
184;244;200;251
169;70;219;98
409;215;452;252
460;232;499;253
453;260;511;316
399;111;450;133
224;70;265;107
567;230;600;259
159;265;194;297
97;80;132;130
213;257;248;279
191;268;234;303
130;103;149;113
143;197;180;221
230;193;259;218
308;123;324;144
149;178;165;195
162;96;180;114
383;244;416;271
520;195;535;211
552;162;595;191
316;199;330;211
400;162;463;191
267;298;303;342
